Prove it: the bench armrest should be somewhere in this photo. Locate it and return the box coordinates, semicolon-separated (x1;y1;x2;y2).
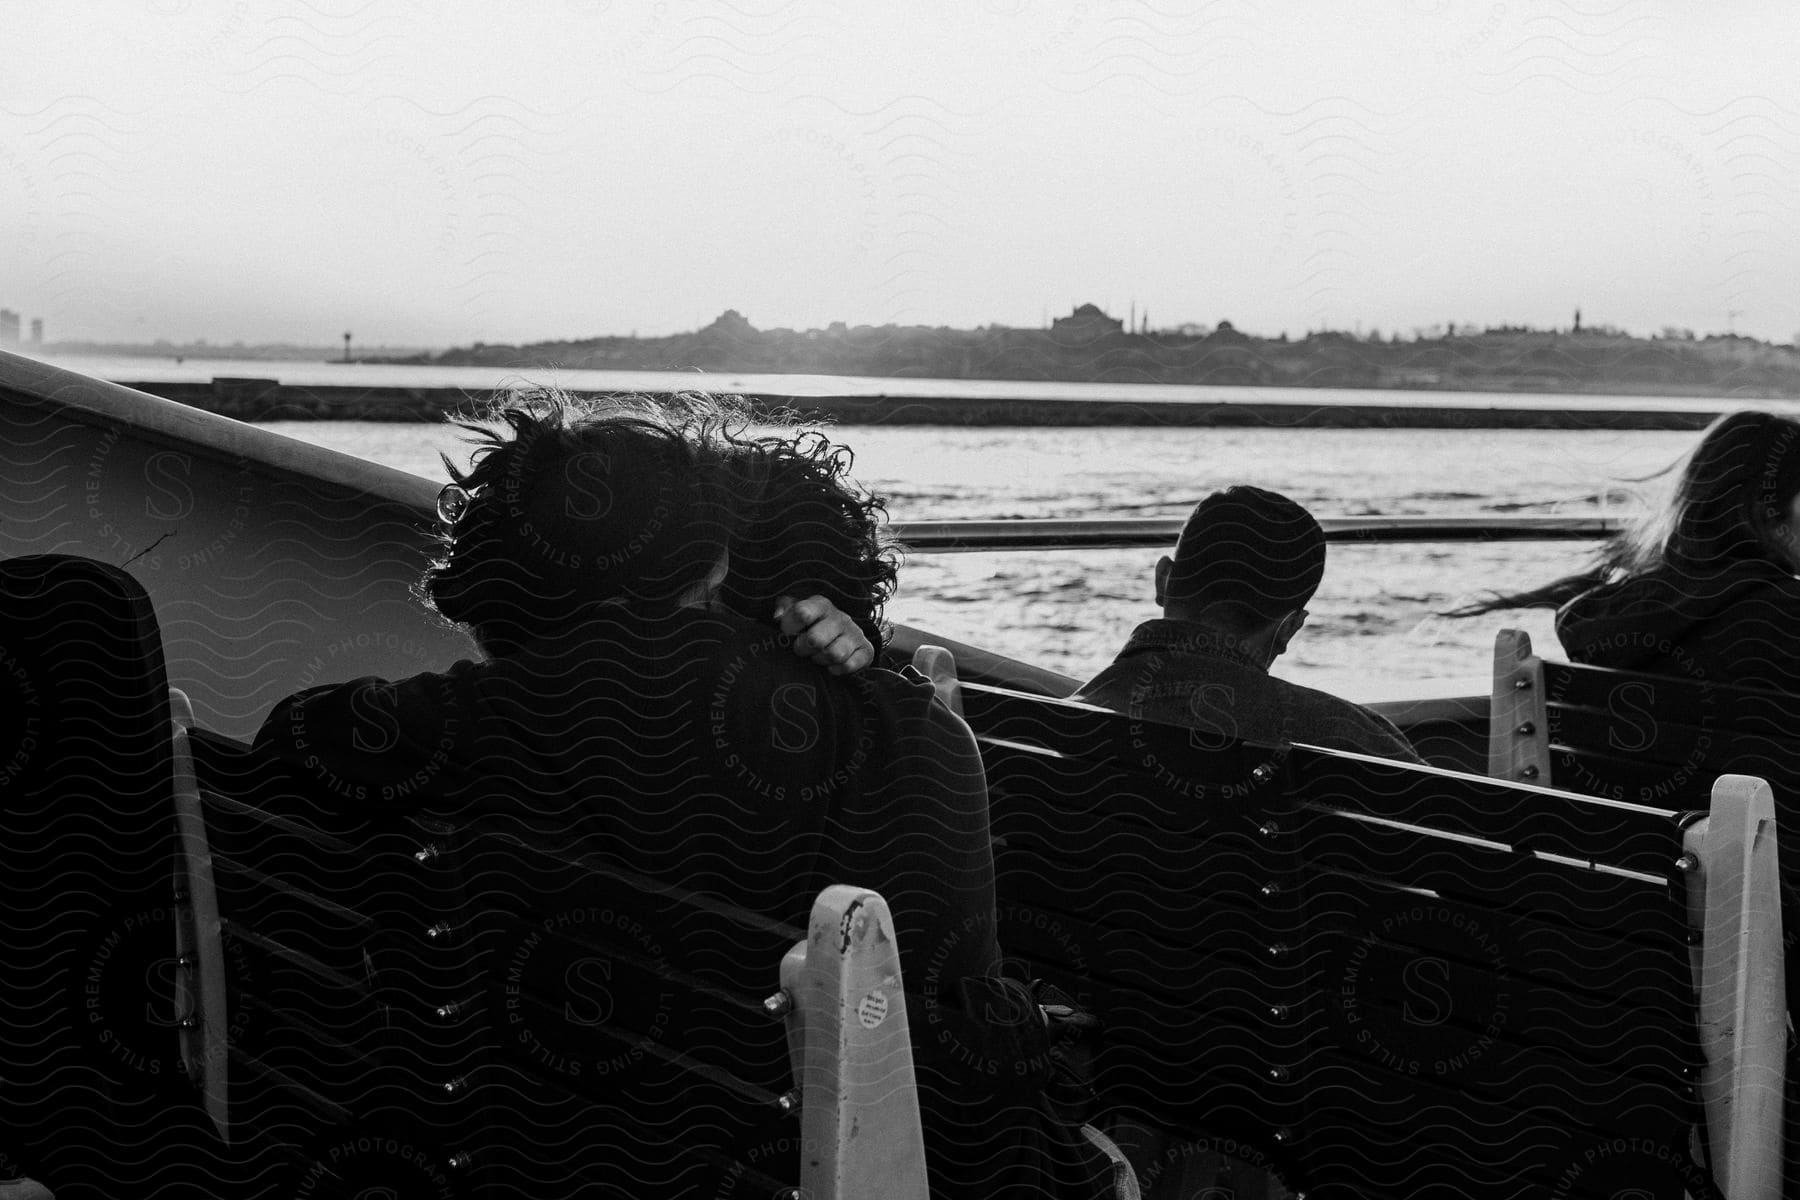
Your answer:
1685;774;1785;1198
911;645;965;720
169;688;231;1142
777;886;930;1200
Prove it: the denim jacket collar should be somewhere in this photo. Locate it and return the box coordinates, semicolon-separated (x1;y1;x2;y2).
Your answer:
1117;619;1268;674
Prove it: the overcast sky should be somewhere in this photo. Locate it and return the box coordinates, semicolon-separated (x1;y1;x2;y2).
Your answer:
3;2;1797;347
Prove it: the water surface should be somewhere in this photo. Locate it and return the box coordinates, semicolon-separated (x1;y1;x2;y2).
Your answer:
261;419;1690;698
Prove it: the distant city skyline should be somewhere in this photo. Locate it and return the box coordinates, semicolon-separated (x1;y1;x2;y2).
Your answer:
5;4;1799;347
17;300;1790;357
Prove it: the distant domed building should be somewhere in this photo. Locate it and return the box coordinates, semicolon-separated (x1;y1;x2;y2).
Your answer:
1050;303;1124;342
1206;319;1251;344
701;309;758;340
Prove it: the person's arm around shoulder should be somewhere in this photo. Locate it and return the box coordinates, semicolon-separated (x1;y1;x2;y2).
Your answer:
908;680;1003;976
840;671;1002;984
252;661;484;810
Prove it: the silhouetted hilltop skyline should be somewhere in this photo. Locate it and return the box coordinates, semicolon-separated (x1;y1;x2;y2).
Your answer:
374;305;1800;398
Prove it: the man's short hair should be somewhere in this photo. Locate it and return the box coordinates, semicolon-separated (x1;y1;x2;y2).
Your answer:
1165;486;1326;620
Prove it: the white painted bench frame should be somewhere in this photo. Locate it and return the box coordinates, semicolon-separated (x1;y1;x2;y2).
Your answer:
777;887;931;1200
169;687;232;1142
1491;630;1786;1197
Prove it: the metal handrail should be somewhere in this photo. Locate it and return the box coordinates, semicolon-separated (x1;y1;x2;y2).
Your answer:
890;514;1626;552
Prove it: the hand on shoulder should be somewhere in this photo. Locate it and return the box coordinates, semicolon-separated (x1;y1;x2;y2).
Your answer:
774;594;875;675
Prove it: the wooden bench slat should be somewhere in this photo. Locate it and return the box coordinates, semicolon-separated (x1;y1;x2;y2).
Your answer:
1293;752;1686;875
200;790;362;859
981;739;1292;835
456;1058;796;1198
998;877;1692;1092
1298;870;1692;1012
229;1046;354;1128
1546;747;1713;811
1543;659;1800;731
458;825;802;932
1547;702;1714;766
991;809;1283;906
471;910;790;1093
1056;944;1691;1120
1292;1053;1697;1199
1313;930;1694;1101
964;684;1284;790
1284;806;1687;945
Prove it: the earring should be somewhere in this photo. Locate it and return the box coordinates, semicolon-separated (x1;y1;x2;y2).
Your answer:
437;484;472;527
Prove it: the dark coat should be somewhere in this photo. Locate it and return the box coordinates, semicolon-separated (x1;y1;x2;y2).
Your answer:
1076;619;1424;763
1557;558;1800;691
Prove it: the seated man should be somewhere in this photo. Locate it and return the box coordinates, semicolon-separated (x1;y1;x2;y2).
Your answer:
254;392;1113;1198
1075;485;1423;763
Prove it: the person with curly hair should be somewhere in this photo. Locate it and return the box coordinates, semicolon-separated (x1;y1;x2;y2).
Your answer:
250;391;1116;1199
417;389;879;667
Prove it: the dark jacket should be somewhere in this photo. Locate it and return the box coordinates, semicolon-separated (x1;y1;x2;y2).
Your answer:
256;603;998;1000
255;604;1109;1197
1557;559;1800;692
1074;619;1424;763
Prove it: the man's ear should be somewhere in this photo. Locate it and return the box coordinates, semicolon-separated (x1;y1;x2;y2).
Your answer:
1271;608;1307;657
1153;556;1173;608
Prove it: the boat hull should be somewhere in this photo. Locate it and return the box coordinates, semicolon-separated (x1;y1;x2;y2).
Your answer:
1;350;475;739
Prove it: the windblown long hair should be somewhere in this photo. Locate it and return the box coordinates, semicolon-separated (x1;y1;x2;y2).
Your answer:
1448;409;1800;616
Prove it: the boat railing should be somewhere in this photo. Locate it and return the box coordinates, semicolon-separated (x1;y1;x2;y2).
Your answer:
891;514;1621;552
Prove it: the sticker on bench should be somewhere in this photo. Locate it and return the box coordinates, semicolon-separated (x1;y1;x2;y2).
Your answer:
857;988;889;1029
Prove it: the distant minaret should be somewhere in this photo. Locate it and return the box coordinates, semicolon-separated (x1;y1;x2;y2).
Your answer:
1573;307;1582;333
1129;300;1135;332
343;331;353;362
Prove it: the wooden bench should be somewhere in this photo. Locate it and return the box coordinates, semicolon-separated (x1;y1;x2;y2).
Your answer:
919;646;1784;1198
1490;628;1800;811
176;729;937;1199
181;729;491;1195
0;555;258;1195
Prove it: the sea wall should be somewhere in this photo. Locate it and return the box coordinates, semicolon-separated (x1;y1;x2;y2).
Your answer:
121;376;1728;431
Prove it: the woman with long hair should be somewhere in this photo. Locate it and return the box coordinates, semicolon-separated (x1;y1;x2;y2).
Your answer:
1454;408;1800;687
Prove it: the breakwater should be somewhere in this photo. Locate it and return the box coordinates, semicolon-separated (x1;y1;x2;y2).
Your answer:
122;376;1735;430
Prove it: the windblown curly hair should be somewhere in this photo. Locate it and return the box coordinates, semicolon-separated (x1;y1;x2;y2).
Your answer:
712;416;900;652
424;389;900;654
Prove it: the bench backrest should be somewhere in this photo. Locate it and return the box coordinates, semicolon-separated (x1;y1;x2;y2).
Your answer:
1491;627;1800;808
0;554;217;1192
187;730;489;1195
446;813;812;1195
936;658;1775;1198
184;733;942;1199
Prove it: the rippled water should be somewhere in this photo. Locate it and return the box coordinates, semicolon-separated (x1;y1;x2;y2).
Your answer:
261;419;1696;699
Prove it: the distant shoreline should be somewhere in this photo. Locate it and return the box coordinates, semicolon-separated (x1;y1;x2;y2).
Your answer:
363;309;1800;402
37;309;1800;402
